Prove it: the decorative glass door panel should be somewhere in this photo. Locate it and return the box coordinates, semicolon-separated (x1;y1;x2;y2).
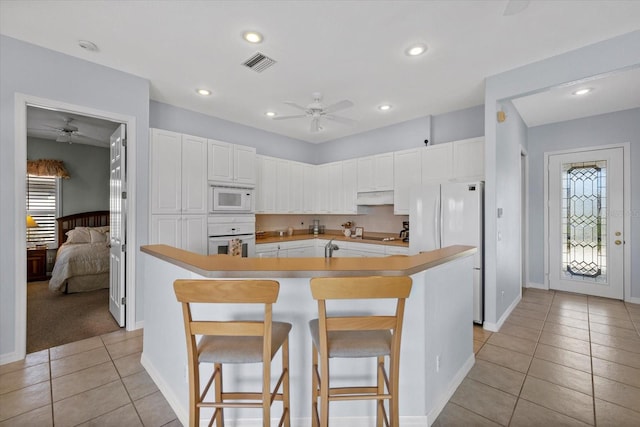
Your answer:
548;148;623;299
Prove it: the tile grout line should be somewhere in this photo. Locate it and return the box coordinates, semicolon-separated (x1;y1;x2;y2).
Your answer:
506;289;553;426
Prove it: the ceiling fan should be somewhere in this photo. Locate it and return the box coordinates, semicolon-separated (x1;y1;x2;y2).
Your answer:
273;92;355;133
53;119;80;143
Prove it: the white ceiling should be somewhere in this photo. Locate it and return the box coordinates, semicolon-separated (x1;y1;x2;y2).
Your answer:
2;1;640;143
27;107;120;148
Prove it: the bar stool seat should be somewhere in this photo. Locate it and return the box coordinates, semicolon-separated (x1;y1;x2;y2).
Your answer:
174;279;291;427
308;275;412;427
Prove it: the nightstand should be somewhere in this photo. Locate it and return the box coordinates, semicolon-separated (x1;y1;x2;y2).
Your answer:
27;248;47;282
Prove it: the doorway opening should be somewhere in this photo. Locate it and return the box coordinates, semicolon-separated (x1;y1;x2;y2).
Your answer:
14;94;137;360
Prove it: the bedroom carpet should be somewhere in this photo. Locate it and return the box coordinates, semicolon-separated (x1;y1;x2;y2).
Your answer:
27;280;120;353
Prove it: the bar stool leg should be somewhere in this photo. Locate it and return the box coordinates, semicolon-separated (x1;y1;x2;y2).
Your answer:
214;363;224;427
391;354;400;427
319;351;330;427
283;337;291;427
262;359;271;426
311;345;319;427
376;356;385;427
189;363;199;427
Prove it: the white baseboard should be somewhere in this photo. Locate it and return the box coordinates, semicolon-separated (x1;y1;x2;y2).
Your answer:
426;353;475;425
483;294;521;332
526;282;547;290
141;352;188;426
132;320;144;331
0;350;22;366
625;296;640;305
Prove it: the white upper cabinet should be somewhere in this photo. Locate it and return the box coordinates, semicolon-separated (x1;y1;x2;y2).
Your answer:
256;155;277;213
452;137;484;182
289;161;304;214
276;159;290;213
342;159;358;214
207;140;256;186
303;163;316;213
151;129;206;215
394;148;422;215
181;134;208;213
421;143;453;184
328;162;344;213
357;153;394;192
316;164;330;213
151;129;182;214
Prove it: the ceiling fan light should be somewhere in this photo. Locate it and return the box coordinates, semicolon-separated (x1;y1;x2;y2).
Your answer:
265;111;277;117
196;88;212;96
572;88;593;96
405;43;427;56
378;104;392;111
243;31;263;44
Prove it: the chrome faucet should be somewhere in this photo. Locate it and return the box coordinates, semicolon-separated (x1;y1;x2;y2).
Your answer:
324;239;339;258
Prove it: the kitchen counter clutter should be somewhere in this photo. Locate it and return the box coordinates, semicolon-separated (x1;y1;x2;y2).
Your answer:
140;244;477;425
256;230;409;247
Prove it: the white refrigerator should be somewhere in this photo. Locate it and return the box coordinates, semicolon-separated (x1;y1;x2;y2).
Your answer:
409;182;484;323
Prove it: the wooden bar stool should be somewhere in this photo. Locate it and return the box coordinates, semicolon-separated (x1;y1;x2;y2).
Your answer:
308;276;412;427
174;279;291;427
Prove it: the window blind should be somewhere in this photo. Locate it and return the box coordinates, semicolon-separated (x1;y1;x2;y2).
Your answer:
27;175;58;245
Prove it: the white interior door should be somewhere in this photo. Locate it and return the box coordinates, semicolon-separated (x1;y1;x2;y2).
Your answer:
548;147;624;299
109;124;126;326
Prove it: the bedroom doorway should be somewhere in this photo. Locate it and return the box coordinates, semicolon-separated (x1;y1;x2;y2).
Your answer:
16;95;137;358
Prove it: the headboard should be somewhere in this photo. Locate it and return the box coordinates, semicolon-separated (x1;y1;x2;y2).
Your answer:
57;211;110;247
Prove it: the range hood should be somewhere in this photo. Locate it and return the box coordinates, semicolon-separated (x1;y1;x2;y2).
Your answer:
355;190;394;206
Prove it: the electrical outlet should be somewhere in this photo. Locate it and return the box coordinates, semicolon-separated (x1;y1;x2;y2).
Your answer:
436;355;440;373
501;290;505;302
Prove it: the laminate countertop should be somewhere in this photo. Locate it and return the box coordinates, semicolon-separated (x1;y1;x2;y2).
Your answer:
256;233;409;247
140;244;476;278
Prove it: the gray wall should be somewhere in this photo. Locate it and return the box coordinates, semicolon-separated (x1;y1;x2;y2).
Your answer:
27;137;110;216
527;108;640;295
432;105;485;145
150;101;316;163
0;35;150;361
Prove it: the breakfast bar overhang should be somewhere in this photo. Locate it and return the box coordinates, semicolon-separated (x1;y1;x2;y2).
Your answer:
139;244;477;426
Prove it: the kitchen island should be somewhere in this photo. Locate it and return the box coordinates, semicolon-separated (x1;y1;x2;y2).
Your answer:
140;244;476;426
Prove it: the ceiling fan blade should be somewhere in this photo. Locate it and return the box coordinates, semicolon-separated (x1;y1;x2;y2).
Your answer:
323;99;353;114
283;101;308;112
324;114;356;125
503;0;530;16
310;118;320;133
272;114;307;121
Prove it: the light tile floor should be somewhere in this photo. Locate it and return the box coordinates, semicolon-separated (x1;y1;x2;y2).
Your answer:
0;328;181;426
435;288;640;426
2;288;639;426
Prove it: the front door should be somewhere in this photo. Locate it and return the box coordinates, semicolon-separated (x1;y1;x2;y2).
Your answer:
109;124;126;326
548;147;624;299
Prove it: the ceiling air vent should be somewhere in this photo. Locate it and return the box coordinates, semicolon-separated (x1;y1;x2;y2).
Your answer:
242;52;276;73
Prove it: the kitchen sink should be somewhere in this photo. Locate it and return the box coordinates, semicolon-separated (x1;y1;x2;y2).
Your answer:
362;236;397;242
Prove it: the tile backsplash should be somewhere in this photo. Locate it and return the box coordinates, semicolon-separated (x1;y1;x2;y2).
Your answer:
256;205;408;234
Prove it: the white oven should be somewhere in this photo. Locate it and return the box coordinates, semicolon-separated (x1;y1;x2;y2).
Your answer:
207;215;256;257
210;186;254;213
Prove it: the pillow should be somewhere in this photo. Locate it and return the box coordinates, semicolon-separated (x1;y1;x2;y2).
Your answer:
65;228;91;244
90;229;108;243
92;226;110;234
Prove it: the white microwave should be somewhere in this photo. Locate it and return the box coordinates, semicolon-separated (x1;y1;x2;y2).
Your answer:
210;186;254;213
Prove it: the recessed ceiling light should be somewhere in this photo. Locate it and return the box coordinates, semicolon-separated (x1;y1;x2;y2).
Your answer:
265;111;277;117
378;104;392;111
243;31;263;44
78;40;98;52
196;89;212;96
405;43;427;56
572;88;593;96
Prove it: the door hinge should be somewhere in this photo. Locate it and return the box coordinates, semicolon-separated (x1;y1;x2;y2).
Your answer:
121;297;126;305
122;191;127;199
121;244;126;252
122;138;127;148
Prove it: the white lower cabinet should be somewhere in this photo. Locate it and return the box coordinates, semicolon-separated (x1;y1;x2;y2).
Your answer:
150;214;207;254
257;238;407;258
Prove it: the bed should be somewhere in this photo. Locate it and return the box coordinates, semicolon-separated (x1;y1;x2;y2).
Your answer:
49;211;111;293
